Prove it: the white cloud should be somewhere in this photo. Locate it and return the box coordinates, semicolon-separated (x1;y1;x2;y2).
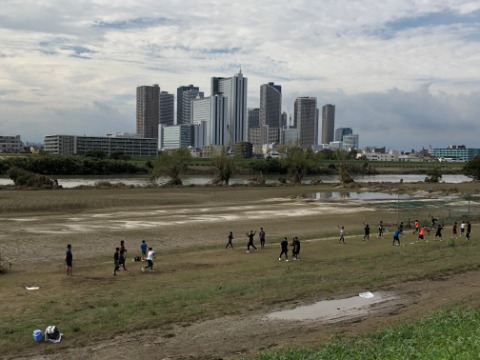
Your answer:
0;0;479;150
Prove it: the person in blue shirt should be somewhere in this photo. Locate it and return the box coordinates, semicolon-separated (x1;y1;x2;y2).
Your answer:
140;240;148;259
393;228;401;246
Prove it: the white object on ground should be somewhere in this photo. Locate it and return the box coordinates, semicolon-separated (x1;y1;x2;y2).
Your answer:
359;291;374;299
26;287;40;291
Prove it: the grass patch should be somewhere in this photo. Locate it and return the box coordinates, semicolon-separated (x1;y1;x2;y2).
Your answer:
250;309;480;359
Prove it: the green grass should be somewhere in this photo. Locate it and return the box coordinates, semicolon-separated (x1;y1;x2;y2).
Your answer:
2;236;480;356
250;309;480;360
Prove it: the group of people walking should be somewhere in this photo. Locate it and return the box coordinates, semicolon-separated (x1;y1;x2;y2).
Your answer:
226;228;301;261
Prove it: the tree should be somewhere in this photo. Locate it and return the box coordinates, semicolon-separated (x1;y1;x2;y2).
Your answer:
424;167;442;183
150;148;192;185
211;147;236;185
281;146;315;184
463;156;480;181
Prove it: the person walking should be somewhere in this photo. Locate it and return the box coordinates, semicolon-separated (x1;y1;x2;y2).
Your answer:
466;221;472;241
246;230;257;252
226;231;234;249
377;221;384;238
461;221;466;237
65;244;73;276
339;226;346;244
140;240;148;260
393;228;401;246
113;247;120;276
417;226;426;242
259;227;266;248
142;247;155;272
452;222;458;239
363;223;370;241
414;219;420;234
435;224;443;241
292;237;301;260
118;245;127;271
399;222;404;236
279;237;289;261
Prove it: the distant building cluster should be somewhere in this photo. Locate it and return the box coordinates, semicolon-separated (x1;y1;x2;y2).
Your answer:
135;70;362;157
0;69;476;160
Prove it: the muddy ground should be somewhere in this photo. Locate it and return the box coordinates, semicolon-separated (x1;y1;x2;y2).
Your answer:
14;270;480;360
2;183;479;360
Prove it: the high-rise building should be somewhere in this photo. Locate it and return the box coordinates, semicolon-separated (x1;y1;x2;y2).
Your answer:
136;84;160;140
191;94;227;147
294;97;317;148
259;82;282;128
248;108;260;130
335;127;353;142
321;104;335;144
159;91;174;126
177;85;203;125
211;70;248;145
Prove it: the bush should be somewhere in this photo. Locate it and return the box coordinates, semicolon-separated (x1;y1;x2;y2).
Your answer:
7;167;58;188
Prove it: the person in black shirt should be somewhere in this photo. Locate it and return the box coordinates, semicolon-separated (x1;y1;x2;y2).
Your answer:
65;244;73;276
363;223;370;241
259;227;266;248
466;221;472;241
113;247;120;276
246;230;257;252
279;237;289;261
226;231;234;249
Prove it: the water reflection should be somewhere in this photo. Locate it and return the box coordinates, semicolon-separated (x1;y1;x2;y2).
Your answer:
0;174;471;188
309;192;412;200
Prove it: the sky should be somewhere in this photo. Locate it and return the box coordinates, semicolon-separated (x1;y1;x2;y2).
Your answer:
1;0;480;151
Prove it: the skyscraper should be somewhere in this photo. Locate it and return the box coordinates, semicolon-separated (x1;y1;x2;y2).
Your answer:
294;97;317;148
177;85;203;125
191;94;227;147
159;91;174;126
321;104;335;144
211;70;248;145
259;82;282;128
136;84;160;140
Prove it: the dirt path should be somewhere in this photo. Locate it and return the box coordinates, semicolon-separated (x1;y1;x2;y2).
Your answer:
14;270;480;360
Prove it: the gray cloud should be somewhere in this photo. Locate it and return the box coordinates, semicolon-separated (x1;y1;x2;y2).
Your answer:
0;0;480;151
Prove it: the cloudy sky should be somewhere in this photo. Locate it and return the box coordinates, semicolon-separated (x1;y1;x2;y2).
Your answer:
1;0;480;151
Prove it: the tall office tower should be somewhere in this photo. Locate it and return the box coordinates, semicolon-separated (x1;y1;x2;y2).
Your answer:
248;108;260;129
159;91;174;126
211;69;248;145
321;104;335;144
136;84;160;140
281;111;288;128
335;127;353;142
177;85;203;125
260;82;282;127
294;97;317;148
191;94;227;147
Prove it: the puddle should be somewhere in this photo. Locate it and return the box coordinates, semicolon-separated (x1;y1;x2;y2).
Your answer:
307;192;412;200
265;292;399;323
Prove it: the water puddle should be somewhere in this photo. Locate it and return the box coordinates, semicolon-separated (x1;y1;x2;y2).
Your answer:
265;291;399;323
307;192;412;200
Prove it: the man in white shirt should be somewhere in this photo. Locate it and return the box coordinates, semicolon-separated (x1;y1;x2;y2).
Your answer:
142;247;155;272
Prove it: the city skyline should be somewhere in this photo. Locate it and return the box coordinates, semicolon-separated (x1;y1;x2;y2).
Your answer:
1;1;480;151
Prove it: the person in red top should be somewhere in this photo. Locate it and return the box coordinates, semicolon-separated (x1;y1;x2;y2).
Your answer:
417;227;426;242
414;220;420;234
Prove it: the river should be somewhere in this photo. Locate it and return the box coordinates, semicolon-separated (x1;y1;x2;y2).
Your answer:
0;174;472;188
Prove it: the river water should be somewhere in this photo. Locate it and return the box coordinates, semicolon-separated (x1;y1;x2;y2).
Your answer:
0;174;471;188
